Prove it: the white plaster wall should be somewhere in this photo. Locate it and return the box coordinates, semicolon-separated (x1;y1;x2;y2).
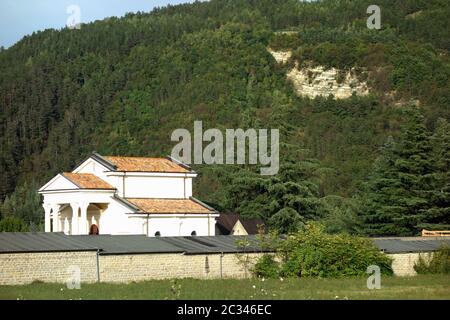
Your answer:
146;215;216;237
184;178;193;198
123;176;190;198
99;200;143;235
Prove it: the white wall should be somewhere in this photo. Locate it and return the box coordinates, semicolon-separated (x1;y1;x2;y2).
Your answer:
100;200;144;235
146;215;216;237
122;176;191;199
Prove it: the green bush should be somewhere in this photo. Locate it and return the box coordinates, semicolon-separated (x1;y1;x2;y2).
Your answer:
414;245;450;274
0;217;29;232
252;254;280;278
276;223;392;278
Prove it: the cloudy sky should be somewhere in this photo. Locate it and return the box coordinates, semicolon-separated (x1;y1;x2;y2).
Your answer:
0;0;193;48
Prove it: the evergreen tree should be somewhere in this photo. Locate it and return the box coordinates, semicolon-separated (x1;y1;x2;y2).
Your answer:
0;181;43;230
0;217;29;232
222;158;325;231
394;108;432;234
417;118;450;230
360;136;407;235
360;108;442;236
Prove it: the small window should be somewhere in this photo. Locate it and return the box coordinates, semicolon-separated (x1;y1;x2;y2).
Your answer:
191;231;197;236
155;231;161;237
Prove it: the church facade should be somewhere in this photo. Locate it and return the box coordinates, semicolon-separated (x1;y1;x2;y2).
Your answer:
39;152;218;237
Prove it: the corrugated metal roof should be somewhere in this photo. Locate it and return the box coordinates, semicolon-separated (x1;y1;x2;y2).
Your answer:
161;235;264;254
1;233;448;255
0;233;265;255
0;232;98;253
373;237;450;253
72;235;184;255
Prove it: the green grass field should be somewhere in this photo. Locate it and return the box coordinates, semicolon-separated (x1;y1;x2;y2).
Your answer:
0;275;449;300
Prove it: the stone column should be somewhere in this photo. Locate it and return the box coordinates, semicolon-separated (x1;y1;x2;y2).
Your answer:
51;204;61;232
79;202;89;235
70;203;79;235
43;203;52;232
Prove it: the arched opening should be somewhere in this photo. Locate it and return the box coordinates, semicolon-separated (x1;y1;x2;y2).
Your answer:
89;224;99;235
191;231;197;236
155;231;161;237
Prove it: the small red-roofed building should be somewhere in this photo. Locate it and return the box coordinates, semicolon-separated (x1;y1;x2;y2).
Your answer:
39;152;218;236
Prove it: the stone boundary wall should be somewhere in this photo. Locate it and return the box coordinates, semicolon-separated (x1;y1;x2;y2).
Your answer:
99;252;262;283
387;252;433;276
0;250;435;285
0;251;98;285
0;251;263;285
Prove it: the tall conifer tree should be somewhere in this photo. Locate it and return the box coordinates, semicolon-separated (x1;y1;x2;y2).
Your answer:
417;118;450;230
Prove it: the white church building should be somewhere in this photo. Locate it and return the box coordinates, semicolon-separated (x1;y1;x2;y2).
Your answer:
39;152;219;237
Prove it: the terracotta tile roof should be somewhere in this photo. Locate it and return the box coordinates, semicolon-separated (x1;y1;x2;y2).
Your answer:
103;156;190;173
62;173;115;190
125;198;214;214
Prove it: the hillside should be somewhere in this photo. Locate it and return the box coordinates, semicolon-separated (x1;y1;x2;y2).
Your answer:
0;0;449;235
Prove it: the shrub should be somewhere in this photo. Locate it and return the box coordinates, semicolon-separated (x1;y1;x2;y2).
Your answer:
277;223;392;278
414;245;450;274
0;217;29;232
252;254;280;278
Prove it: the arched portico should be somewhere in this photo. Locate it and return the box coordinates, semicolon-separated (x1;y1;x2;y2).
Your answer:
43;200;109;235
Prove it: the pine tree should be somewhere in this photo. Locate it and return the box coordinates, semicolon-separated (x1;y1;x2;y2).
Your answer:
361;108;433;236
360;136;407;235
394;108;432;234
417;118;450;230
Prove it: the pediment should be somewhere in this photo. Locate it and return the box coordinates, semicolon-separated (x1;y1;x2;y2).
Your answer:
39;174;79;192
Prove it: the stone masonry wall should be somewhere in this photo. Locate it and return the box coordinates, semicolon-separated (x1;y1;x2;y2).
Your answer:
0;250;435;285
0;251;98;285
0;251;263;285
99;252;263;283
387;252;433;276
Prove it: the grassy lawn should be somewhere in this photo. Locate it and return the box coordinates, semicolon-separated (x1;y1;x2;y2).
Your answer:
0;275;449;300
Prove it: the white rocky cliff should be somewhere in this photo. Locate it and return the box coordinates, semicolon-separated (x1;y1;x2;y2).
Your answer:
269;48;369;99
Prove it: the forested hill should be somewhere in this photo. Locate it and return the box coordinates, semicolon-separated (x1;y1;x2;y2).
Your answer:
1;0;449;235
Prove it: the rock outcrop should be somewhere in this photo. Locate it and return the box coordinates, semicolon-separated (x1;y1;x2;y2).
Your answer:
269;49;369;99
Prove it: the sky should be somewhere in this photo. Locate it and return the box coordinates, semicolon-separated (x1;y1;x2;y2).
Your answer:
0;0;193;48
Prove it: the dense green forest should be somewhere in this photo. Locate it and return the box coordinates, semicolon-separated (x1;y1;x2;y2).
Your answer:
0;0;449;235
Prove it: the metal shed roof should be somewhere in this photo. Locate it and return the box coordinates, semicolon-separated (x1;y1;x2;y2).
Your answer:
0;233;265;255
1;233;449;255
0;232;98;253
160;235;264;254
72;235;184;255
373;237;450;253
